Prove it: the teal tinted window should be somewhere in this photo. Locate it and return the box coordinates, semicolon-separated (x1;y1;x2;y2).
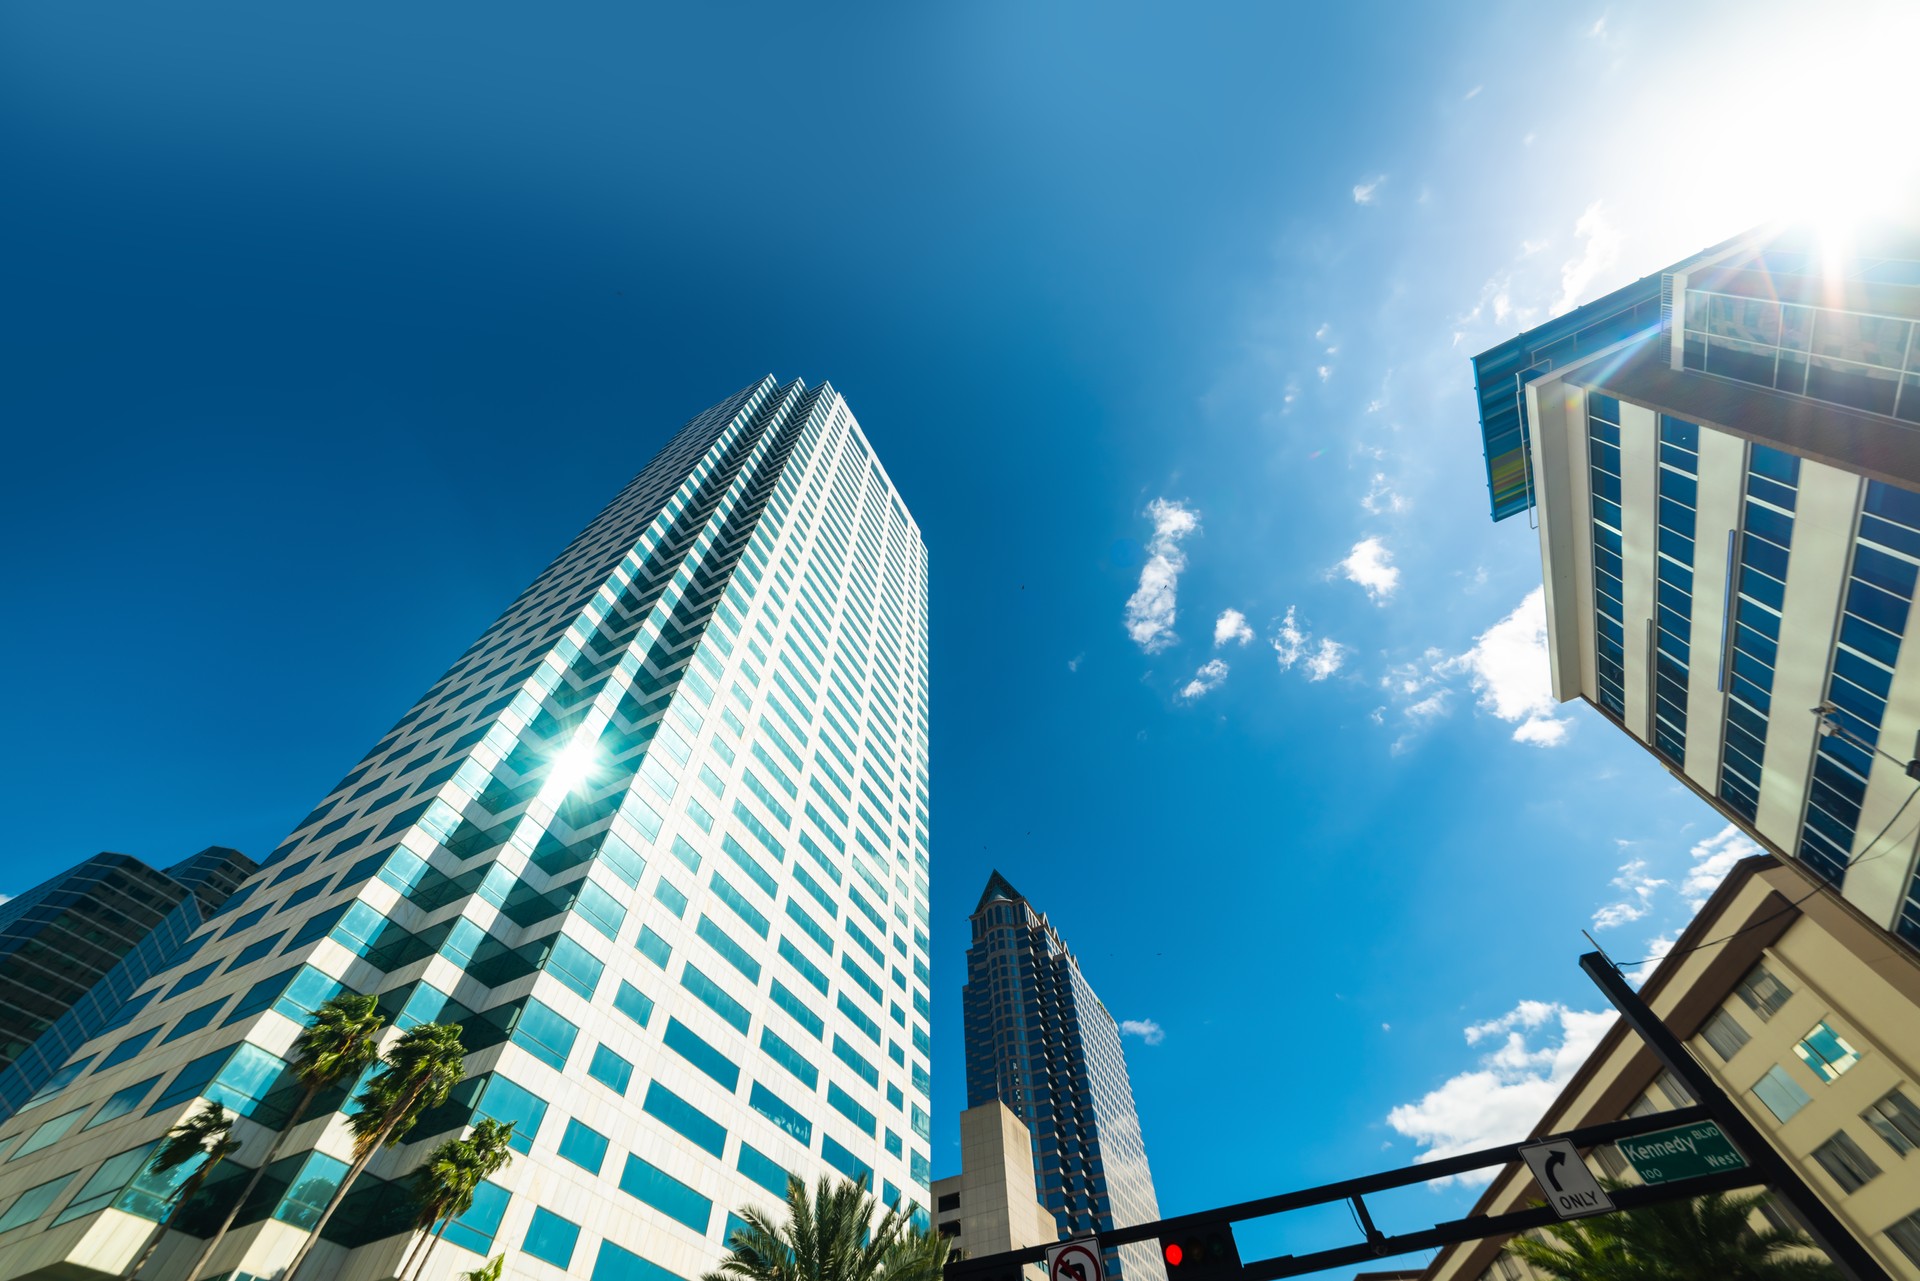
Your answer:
589;1044;634;1096
165;963;218;1000
670;836;702;873
148;1048;228;1115
226;931;287;971
833;1037;879;1087
613;980;655;1029
828;1083;876;1137
0;1171;75;1233
272;1151;350;1227
575;879;628;940
785;900;833;955
637;926;672;968
695;916;761;984
272;965;347;1024
11;1108;85;1161
511;997;579;1071
721;834;778;896
161;1000;226;1045
474;1075;547;1154
53;1143;155;1224
543;932;605;1000
736;1143;791;1198
523;1207;581;1268
84;1076;160;1130
778;939;828;995
770;981;823;1039
759;1029;818;1089
223;966;299;1025
711;874;770;938
821;1135;872;1186
557;1118;610;1175
653;878;689;918
663;1019;740;1090
748;1082;813;1146
642;1082;726;1157
205;1043;294;1120
680;964;751;1034
442;1179;510;1254
619;1153;713;1231
594;1239;691;1281
98;1027;161;1071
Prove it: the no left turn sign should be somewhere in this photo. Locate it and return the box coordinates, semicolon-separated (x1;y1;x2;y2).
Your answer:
1047;1238;1103;1281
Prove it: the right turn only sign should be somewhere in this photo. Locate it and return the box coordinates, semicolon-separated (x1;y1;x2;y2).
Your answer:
1518;1140;1616;1220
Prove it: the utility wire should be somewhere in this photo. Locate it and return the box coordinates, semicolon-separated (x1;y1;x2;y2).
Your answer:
1609;775;1920;970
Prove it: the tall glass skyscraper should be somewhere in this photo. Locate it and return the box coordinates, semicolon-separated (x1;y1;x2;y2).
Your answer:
963;873;1161;1281
0;377;933;1281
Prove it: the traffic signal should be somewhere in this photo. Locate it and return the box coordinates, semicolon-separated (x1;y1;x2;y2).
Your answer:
1158;1220;1241;1281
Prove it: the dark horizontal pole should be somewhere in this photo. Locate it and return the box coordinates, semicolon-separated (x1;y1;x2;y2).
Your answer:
945;1105;1718;1281
1240;1167;1760;1280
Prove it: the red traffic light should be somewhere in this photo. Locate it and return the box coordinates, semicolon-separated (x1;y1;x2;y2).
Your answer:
1157;1222;1241;1278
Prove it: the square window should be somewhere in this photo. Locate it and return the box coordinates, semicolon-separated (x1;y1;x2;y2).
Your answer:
1794;1021;1862;1082
1810;1130;1880;1193
522;1206;581;1268
1734;962;1792;1021
556;1118;609;1175
588;1044;633;1096
161;999;227;1044
1753;1064;1811;1123
1699;1007;1750;1061
1862;1088;1920;1156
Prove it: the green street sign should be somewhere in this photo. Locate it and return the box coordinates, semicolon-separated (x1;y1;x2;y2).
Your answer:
1615;1121;1749;1185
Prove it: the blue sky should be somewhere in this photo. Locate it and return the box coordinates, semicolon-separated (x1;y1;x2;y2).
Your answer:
3;0;1913;1269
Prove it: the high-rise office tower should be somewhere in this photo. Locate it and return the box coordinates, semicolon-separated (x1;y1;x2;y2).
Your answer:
1471;223;1920;948
0;377;933;1281
0;847;257;1121
963;873;1161;1281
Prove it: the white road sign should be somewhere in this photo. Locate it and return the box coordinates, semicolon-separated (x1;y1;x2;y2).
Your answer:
1047;1238;1103;1281
1519;1139;1616;1220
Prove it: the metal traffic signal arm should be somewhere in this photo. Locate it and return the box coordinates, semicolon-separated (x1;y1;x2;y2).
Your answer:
944;1107;1755;1281
946;953;1896;1281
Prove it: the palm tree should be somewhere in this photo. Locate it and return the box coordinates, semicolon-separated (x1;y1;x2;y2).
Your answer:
121;1103;240;1280
1507;1184;1842;1281
281;1022;468;1281
460;1256;505;1281
182;993;386;1281
397;1119;517;1281
706;1173;950;1281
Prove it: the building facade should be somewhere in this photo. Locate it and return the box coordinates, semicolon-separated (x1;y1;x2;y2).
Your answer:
0;377;933;1281
1419;855;1920;1281
962;873;1161;1281
1472;224;1920;946
0;848;257;1121
932;1100;1055;1281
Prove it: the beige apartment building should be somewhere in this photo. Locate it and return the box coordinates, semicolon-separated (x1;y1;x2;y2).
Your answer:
1420;855;1920;1281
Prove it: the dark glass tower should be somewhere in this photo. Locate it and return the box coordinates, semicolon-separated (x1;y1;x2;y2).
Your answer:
0;847;257;1118
962;873;1161;1281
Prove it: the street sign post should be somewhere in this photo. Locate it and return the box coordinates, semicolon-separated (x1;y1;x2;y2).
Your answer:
1518;1139;1615;1220
1616;1120;1748;1185
1047;1238;1103;1281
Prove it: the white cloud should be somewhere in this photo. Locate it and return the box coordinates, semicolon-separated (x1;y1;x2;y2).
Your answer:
1463;84;1483;100
1683;825;1761;909
1644;933;1678;963
1361;473;1408;516
1179;658;1230;701
1066;653;1083;673
1317;364;1333;382
1119;1018;1165;1046
1593;858;1668;930
1440;587;1569;746
1271;607;1347;681
1553;201;1622;316
1314;322;1331;341
1387;1001;1614;1180
1585;14;1608;39
1339;536;1400;603
1353;175;1386;205
1214;609;1254;648
1305;639;1347;681
1123;498;1200;653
